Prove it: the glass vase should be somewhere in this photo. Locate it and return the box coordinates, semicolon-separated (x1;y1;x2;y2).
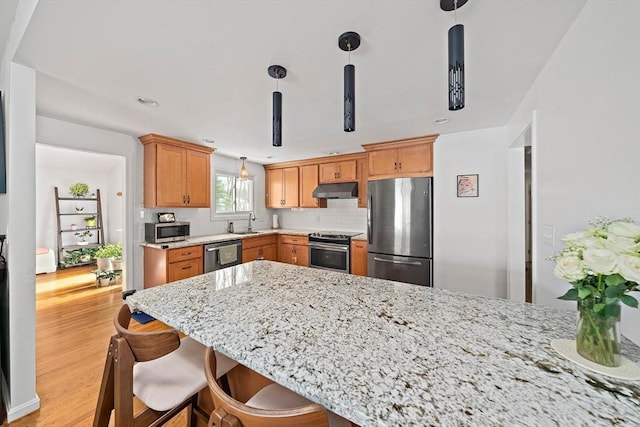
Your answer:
576;298;621;367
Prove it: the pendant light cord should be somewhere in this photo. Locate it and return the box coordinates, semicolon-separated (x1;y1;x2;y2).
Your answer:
454;0;458;23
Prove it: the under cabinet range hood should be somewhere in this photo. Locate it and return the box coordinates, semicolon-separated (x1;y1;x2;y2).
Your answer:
312;182;358;199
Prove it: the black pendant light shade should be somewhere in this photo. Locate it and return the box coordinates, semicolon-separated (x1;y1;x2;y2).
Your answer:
339;31;360;133
272;91;282;147
344;64;355;132
448;23;465;111
442;0;467;111
268;65;287;147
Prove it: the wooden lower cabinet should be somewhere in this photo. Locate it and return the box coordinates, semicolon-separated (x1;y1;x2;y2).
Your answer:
350;239;368;276
278;235;309;267
242;235;277;263
144;244;203;288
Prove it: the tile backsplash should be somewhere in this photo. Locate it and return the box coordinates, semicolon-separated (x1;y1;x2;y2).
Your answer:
276;198;366;232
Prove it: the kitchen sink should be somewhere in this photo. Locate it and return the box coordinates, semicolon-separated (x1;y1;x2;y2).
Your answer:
233;231;259;235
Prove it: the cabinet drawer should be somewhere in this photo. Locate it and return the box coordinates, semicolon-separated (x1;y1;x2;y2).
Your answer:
167;245;202;263
167;258;203;282
242;235;277;249
279;235;309;245
242;244;277;263
351;239;367;250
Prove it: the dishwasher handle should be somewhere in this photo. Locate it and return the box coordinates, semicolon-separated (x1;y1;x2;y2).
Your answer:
206;242;241;252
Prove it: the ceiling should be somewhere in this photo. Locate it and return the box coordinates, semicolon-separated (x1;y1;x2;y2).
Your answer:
10;0;586;164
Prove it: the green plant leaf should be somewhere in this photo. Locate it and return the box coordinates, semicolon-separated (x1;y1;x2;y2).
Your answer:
605;274;626;287
593;303;606;313
621;294;639;308
585;285;601;298
577;287;592;299
605;284;627;298
558;288;578;301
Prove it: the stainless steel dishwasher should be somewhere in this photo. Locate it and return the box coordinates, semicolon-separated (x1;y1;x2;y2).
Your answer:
204;239;243;272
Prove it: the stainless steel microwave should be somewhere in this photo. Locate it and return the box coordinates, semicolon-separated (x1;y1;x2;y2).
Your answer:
145;222;190;243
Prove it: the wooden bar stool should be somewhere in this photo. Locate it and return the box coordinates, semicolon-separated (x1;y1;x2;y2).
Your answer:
93;304;237;426
204;348;352;427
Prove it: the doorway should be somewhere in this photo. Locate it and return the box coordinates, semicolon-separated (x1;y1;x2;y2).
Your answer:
507;114;535;303
524;145;532;303
35;144;126;295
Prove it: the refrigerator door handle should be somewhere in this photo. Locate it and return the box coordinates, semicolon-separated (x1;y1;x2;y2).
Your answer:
373;256;423;267
367;194;373;244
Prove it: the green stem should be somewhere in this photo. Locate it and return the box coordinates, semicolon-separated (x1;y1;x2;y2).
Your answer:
583;305;611;365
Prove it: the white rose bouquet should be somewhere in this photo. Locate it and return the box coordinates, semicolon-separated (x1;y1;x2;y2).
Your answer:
551;217;640;366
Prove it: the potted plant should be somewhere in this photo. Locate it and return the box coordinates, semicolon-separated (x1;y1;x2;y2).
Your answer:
96;270;118;287
95;243;123;271
74;230;93;245
552;217;640;367
84;215;97;228
69;182;89;198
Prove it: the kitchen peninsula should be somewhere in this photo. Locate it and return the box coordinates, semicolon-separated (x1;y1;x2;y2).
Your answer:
126;261;640;426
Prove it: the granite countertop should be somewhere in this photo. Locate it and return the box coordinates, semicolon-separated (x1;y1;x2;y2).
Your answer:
127;261;640;426
141;229;367;249
140;228;314;249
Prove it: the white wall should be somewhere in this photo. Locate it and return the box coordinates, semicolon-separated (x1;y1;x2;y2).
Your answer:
277;198;366;232
507;0;640;344
106;164;125;244
433;127;508;298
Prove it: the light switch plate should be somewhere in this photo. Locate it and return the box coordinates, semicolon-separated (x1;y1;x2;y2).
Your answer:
543;224;555;246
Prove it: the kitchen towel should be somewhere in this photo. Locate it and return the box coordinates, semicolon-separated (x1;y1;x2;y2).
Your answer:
219;244;238;265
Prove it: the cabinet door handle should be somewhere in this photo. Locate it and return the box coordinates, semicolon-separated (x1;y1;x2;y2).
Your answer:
183;195;187;204
187;195;191;204
181;265;192;270
397;162;401;170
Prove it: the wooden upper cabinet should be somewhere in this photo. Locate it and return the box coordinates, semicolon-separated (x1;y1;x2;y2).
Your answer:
299;164;326;208
356;155;368;208
363;135;437;180
140;134;214;208
319;160;357;183
185;149;211;207
266;167;299;208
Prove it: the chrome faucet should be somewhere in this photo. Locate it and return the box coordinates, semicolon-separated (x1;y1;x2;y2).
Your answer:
248;211;256;232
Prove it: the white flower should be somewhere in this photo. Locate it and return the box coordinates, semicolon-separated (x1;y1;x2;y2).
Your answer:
608;221;640;240
553;255;587;282
561;230;594;246
582;248;618;275
618;255;640;284
605;234;640;254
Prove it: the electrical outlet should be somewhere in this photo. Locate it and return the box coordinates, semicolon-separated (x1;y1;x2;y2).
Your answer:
542;224;555;247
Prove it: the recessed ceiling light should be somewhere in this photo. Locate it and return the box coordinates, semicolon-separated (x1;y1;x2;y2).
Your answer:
136;97;159;107
433;117;449;125
266;156;275;159
201;139;215;144
328;151;340;155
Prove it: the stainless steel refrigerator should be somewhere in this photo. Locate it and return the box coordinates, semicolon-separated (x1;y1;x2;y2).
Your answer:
367;177;433;286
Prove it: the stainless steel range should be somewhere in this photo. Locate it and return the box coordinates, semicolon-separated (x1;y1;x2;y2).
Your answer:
308;231;361;273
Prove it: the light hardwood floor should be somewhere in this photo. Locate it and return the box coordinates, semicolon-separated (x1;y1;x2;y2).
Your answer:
5;266;189;426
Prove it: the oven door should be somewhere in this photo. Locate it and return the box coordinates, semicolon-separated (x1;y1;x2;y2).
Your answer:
308;242;350;273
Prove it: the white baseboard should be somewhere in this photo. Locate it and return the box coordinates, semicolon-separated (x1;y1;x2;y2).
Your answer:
6;394;41;422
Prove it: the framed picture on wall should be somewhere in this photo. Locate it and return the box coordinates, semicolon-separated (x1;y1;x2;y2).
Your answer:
457;174;478;197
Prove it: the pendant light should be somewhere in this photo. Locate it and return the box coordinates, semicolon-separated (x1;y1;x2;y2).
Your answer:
268;65;287;147
338;31;360;132
441;0;468;111
239;156;248;180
